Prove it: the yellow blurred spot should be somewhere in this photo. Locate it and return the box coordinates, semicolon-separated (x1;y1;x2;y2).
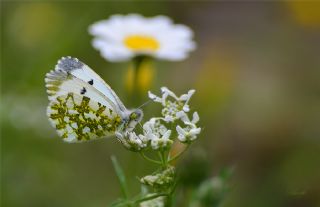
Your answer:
124;35;160;51
287;2;320;27
137;60;154;94
125;65;135;94
125;59;154;95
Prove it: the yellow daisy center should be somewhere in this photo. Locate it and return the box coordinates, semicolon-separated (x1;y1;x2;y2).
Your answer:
124;35;160;52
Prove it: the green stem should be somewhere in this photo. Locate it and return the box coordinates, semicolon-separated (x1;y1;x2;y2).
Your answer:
139;152;162;165
134;193;168;204
158;151;164;165
111;156;129;200
168;144;190;164
162;151;168;165
159;150;169;168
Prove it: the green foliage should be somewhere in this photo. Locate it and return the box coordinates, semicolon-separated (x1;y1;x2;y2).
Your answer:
111;156;130;200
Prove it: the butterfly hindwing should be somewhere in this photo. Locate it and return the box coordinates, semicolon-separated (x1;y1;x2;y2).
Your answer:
47;93;122;142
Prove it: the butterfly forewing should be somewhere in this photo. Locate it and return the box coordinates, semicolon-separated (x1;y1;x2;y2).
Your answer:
45;57;126;113
45;57;125;142
71;64;127;112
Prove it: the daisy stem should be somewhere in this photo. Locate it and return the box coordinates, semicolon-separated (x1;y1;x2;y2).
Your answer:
132;55;146;102
139;152;162;165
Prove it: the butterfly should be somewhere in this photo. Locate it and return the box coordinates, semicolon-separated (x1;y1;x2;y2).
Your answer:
45;56;143;143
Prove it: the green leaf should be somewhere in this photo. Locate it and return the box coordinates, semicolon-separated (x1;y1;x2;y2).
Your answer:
109;199;127;207
111;155;129;199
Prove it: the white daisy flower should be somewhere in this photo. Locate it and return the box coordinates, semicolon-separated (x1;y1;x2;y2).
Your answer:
88;14;196;61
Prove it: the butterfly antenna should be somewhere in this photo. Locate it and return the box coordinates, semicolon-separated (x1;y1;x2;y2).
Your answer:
139;122;147;134
138;99;153;109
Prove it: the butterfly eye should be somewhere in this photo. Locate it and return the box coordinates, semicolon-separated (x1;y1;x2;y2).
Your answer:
129;109;143;122
130;112;137;119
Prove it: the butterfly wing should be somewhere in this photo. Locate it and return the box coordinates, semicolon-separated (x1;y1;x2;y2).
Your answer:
45;57;124;142
47;93;122;142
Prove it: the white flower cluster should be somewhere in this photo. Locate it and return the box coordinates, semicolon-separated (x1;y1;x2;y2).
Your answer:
140;166;175;190
176;111;201;143
117;87;201;151
142;118;173;150
115;131;148;151
148;87;195;122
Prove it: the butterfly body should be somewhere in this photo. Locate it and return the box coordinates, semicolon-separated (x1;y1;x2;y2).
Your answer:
45;57;143;142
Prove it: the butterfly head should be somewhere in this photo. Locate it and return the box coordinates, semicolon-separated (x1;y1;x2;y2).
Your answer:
122;109;143;132
129;109;143;123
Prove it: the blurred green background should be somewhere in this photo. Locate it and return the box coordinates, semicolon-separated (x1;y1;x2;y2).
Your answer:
1;1;320;207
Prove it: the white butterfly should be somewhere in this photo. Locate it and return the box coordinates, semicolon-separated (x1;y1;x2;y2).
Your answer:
45;56;143;143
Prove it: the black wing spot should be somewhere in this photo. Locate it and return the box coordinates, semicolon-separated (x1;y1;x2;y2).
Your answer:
88;79;94;85
80;87;86;95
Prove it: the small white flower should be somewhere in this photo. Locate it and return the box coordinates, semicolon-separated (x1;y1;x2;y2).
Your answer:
176;125;201;143
142;118;172;150
150;130;172;150
115;131;147;151
180;111;200;126
148;91;162;103
161;87;178;101
143;118;167;137
89;14;196;62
